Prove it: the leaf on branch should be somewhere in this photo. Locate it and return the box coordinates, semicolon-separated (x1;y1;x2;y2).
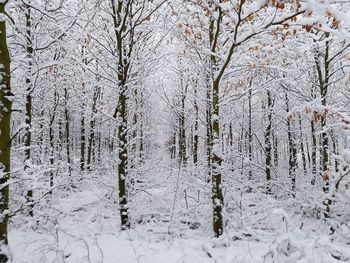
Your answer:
303;25;312;32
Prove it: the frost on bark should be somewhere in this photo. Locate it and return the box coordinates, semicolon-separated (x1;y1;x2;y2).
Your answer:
208;3;225;238
87;88;99;171
64;88;72;176
117;85;130;229
284;87;297;197
314;35;331;218
24;3;34;216
211;79;224;238
178;83;187;166
265;90;273;195
193;83;199;165
111;0;131;230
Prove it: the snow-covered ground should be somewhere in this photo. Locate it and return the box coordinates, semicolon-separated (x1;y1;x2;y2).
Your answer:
8;147;350;263
10;193;350;263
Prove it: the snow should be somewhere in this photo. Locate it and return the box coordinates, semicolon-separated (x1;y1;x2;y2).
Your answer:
5;1;350;262
10;206;350;263
8;157;350;263
341;149;350;163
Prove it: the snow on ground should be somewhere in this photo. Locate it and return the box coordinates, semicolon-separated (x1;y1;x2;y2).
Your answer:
9;153;350;263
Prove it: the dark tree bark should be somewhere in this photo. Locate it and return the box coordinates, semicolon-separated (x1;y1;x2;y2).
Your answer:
193;84;199;165
248;86;253;181
311;118;317;185
178;84;187;166
64;88;72;176
265;90;273;195
299;115;307;176
80;105;86;173
48;91;59;195
87;88;99;171
24;3;34;216
284;89;297;197
314;35;331;217
0;2;11;260
315;33;332;218
211;78;224;237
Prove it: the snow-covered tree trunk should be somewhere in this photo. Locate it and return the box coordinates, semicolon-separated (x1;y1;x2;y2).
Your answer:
23;2;34;216
284;88;297;197
265;91;273;195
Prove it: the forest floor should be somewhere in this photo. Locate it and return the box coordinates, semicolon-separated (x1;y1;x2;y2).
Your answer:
9;151;350;263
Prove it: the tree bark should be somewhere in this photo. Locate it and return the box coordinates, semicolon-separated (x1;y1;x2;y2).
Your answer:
64;88;72;176
285;89;297;197
211;78;224;237
80;105;86;173
314;36;331;217
48;91;59;195
265;91;273;195
248;87;253;181
24;3;34;216
117;86;130;229
178;84;187;166
193;84;199;165
0;2;11;260
299;115;307;176
87;88;99;171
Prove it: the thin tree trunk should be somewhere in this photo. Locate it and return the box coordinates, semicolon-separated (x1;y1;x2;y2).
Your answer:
311;119;317;185
111;0;131;229
80;106;86;173
273;135;278;169
299;115;307;176
285;90;297;197
211;77;224;237
248;87;253;181
48;91;59;195
265;91;273;195
117;86;130;229
193;85;199;165
139;91;144;163
170;132;176;159
24;3;34;216
178;85;187;166
87;88;99;171
64;88;72;176
315;36;331;217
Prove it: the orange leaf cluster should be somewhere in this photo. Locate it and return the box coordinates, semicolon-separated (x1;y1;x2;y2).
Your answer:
270;0;285;9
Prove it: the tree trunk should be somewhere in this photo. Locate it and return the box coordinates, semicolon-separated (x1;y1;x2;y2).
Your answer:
311;119;317;185
248;87;253;181
170;132;176;159
64;88;72;176
299;115;307;176
211;78;224;237
87;88;99;171
117;86;130;229
24;3;34;216
112;0;131;229
178;85;187;166
80;105;86;173
265;91;273;195
48;91;59;195
315;36;331;217
139;92;144;163
0;2;11;259
273;135;278;169
285;90;297;197
193;85;199;165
